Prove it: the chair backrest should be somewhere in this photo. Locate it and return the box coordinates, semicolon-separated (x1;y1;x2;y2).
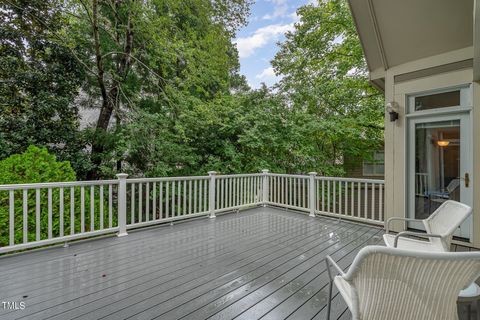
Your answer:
343;246;480;320
423;200;472;250
446;178;460;194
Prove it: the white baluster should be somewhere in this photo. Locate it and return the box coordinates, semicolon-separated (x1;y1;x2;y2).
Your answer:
23;190;28;243
308;172;317;217
208;171;217;218
60;187;64;236
48;188;52;239
9;190;14;245
116;173;128;237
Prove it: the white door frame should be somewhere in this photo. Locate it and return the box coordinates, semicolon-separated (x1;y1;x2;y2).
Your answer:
406;109;472;238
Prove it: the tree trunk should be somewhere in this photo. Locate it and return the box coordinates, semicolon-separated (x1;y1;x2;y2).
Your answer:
86;0;134;179
86;0;109;180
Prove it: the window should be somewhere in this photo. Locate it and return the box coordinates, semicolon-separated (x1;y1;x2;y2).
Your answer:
414;90;460;111
408;85;472;114
363;151;384;176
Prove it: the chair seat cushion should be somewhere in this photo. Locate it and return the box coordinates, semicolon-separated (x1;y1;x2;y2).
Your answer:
383;234;444;252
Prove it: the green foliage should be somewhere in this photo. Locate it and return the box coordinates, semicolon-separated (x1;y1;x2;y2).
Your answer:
0;0;89;175
116;83;358;177
272;0;384;171
99;0;383;177
0;147;114;246
0;146;76;185
59;0;252;178
0;0;382;180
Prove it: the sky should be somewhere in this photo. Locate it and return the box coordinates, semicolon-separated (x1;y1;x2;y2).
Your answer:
234;0;313;89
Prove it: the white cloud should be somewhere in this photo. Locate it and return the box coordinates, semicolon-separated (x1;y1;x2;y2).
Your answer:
256;66;276;79
288;11;300;22
254;66;283;88
235;23;294;58
262;0;289;20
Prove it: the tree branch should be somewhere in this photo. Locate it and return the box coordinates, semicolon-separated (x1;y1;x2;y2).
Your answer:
92;0;108;109
101;51;168;83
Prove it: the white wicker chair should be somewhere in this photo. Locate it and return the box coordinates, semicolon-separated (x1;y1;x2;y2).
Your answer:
325;246;480;320
383;200;472;252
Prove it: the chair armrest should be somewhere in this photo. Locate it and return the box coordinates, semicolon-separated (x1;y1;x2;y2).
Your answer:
325;255;346;281
393;231;443;248
385;217;424;234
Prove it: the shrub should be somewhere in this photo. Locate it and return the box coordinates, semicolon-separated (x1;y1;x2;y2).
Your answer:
0;146;116;247
0;146;76;185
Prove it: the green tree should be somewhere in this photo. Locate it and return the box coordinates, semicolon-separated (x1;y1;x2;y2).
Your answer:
64;0;252;178
272;0;384;174
0;0;382;182
0;0;88;174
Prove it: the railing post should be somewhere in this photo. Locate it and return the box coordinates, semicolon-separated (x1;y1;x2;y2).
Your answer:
208;171;217;218
262;169;269;207
116;173;128;237
308;172;317;217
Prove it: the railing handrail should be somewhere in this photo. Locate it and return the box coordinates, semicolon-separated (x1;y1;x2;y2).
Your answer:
0;174;385;189
269;173;309;178
0;174;268;189
267;173;384;184
0;179;119;191
315;176;384;184
216;173;263;178
126;176;209;183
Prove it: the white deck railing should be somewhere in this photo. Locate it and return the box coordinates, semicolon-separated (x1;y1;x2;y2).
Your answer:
415;173;429;196
266;173;384;225
0;170;384;254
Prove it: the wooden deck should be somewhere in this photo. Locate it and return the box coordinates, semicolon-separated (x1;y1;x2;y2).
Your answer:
0;207;384;320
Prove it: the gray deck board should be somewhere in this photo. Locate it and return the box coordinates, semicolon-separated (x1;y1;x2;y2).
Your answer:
23;216;339;319
121;225;372;320
1;214;220;270
1;212;268;282
6;219;281;304
42;217;350;320
3;214;275;298
240;230;383;320
183;227;378;320
0;207;384;320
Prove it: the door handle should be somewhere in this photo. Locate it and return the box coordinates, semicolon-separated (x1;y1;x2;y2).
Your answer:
465;173;470;188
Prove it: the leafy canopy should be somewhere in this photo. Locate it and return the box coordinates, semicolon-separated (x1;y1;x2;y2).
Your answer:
0;0;88;173
0;0;383;179
272;0;384;171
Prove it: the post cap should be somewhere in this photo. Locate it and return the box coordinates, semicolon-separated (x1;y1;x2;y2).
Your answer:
207;171;217;175
308;172;317;176
262;169;269;174
116;173;128;179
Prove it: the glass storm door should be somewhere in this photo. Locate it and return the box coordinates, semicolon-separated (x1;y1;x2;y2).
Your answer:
408;114;472;239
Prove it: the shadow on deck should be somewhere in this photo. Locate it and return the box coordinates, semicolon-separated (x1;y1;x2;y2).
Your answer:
0;207;384;320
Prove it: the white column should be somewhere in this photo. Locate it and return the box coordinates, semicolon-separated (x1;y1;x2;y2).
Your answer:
208;171;217;218
308;172;317;217
262;169;269;207
117;173;128;236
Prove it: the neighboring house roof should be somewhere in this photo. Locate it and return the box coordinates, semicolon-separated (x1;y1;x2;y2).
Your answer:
347;0;478;90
